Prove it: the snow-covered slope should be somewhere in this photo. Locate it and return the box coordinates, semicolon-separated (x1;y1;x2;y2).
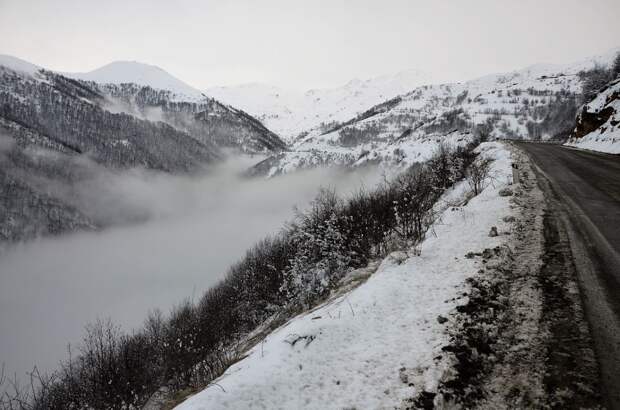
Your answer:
0;55;287;155
206;69;439;141
66;61;204;101
207;51;620;144
566;78;620;154
249;130;476;178
175;143;515;410
0;54;40;75
251;48;620;176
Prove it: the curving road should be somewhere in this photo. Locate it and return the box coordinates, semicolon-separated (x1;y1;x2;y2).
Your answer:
517;142;620;409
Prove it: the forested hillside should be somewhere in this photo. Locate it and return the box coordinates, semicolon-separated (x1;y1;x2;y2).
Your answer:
0;64;286;242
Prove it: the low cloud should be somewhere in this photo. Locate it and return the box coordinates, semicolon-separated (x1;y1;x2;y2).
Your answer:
0;156;383;381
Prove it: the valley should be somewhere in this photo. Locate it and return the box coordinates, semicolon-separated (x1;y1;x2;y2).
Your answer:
1;43;619;409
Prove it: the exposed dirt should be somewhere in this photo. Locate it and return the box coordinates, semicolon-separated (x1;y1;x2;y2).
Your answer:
539;211;602;408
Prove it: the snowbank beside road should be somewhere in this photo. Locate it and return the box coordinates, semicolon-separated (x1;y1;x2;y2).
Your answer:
176;142;514;410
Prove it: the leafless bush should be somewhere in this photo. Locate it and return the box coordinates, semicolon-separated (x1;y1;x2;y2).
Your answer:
466;158;493;196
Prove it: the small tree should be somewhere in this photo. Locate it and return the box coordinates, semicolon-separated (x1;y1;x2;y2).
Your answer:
281;189;354;308
466;158;492;196
427;143;464;189
390;167;437;243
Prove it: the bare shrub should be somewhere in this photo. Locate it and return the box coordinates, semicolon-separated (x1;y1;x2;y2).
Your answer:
466;158;492;196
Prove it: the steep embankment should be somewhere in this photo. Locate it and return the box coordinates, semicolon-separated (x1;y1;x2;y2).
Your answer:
566;78;620;154
175;142;604;409
175;143;516;409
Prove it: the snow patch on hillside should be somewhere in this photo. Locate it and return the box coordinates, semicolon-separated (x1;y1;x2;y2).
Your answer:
175;142;514;410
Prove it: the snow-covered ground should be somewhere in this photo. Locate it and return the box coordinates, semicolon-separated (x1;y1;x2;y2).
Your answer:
175;142;514;410
261;131;475;177
565;79;620;154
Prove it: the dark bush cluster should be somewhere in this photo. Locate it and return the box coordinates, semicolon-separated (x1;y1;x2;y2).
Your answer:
525;91;579;141
1;142;479;410
423;108;472;135
579;52;620;103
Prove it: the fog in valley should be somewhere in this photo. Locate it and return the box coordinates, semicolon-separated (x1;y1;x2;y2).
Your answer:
0;157;383;382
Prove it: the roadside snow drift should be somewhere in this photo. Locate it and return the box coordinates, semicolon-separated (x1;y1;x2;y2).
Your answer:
176;142;514;410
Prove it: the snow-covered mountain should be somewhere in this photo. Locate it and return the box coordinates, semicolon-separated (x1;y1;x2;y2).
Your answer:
61;60;286;152
2;47;619;240
0;55;286;155
0;58;285;242
249;48;620;177
206;69;440;141
206;50;619;145
66;61;205;102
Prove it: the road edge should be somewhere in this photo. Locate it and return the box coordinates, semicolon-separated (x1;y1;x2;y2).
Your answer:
520;144;620;409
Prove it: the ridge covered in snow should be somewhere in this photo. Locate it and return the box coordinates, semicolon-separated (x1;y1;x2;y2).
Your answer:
250;47;620;176
65;61;205;101
207;49;620;143
206;69;440;141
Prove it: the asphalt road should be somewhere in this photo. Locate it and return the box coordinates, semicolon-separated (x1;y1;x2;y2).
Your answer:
517;142;620;409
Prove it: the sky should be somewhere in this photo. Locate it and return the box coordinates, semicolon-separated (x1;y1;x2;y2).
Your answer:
0;0;619;90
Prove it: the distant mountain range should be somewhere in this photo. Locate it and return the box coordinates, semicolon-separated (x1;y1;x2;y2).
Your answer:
1;47;618;241
206;69;441;142
246;48;620;176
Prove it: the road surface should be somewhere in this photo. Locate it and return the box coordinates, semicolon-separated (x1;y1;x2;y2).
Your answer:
517;142;620;409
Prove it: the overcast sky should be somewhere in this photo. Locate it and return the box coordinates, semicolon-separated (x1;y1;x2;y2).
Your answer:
1;0;619;90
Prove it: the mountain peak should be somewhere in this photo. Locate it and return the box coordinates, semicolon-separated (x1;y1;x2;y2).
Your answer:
65;60;203;100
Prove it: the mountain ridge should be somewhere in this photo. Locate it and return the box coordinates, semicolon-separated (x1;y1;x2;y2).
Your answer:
247;47;620;176
65;60;205;102
205;68;440;141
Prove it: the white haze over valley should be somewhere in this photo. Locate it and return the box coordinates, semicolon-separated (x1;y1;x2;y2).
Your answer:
0;157;383;381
